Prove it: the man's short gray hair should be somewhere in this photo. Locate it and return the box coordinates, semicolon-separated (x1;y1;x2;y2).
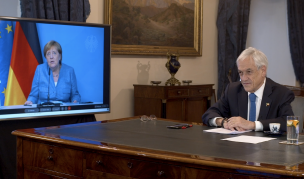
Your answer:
236;47;268;69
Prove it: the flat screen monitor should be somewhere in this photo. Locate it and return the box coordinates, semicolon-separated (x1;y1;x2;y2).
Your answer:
0;16;111;120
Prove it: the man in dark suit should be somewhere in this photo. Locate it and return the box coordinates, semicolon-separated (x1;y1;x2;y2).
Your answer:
202;47;294;132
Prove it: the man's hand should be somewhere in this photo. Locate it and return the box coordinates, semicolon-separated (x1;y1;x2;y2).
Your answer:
227;116;255;131
215;118;230;130
215;118;224;126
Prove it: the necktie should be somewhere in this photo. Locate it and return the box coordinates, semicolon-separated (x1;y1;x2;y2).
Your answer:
249;93;256;122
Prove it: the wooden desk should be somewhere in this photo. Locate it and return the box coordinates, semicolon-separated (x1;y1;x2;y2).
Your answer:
12;116;304;178
134;84;214;123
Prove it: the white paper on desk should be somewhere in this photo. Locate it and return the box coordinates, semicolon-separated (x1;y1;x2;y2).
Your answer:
222;135;276;144
204;128;251;135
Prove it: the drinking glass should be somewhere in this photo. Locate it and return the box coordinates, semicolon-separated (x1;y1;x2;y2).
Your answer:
140;115;149;122
149;115;157;120
287;116;300;144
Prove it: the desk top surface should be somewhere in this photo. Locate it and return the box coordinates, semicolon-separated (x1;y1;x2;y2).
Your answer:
12;117;304;176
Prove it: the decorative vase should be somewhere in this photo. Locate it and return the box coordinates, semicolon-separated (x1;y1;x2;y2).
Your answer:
165;52;181;86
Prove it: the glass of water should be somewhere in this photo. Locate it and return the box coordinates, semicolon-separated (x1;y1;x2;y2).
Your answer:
287;116;300;144
140;115;149;122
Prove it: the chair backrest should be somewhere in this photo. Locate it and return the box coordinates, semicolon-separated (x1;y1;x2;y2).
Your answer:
211;89;217;105
290;96;304;132
285;85;304;132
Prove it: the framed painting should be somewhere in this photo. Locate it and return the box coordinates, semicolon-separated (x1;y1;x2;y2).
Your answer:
104;0;203;56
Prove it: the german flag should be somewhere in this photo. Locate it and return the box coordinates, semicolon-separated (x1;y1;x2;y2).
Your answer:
4;21;43;106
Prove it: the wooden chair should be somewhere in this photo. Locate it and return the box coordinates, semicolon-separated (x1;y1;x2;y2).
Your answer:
285;85;304;132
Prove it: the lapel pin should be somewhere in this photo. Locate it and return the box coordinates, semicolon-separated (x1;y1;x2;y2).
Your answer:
266;103;270;107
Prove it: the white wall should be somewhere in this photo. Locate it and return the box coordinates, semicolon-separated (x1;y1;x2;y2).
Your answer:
0;0;20;17
246;0;295;86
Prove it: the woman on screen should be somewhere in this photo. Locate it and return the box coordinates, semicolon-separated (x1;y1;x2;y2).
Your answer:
25;40;81;105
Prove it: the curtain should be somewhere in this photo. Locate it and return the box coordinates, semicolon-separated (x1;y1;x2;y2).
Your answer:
20;0;91;22
287;0;304;87
216;0;251;98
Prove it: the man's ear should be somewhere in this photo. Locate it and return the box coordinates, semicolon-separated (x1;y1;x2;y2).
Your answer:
260;65;267;77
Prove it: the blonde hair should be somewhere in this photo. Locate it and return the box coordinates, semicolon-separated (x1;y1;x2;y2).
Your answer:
43;40;62;64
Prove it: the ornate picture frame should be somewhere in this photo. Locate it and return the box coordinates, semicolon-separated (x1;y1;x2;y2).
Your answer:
104;0;203;56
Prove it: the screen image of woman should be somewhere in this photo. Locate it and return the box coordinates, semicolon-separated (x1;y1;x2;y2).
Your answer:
25;40;81;105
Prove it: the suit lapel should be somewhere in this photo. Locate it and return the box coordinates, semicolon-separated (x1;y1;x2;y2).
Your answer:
259;78;272;120
238;87;248;119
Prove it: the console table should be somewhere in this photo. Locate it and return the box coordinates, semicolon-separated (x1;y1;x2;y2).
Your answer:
12;116;304;178
134;84;214;123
